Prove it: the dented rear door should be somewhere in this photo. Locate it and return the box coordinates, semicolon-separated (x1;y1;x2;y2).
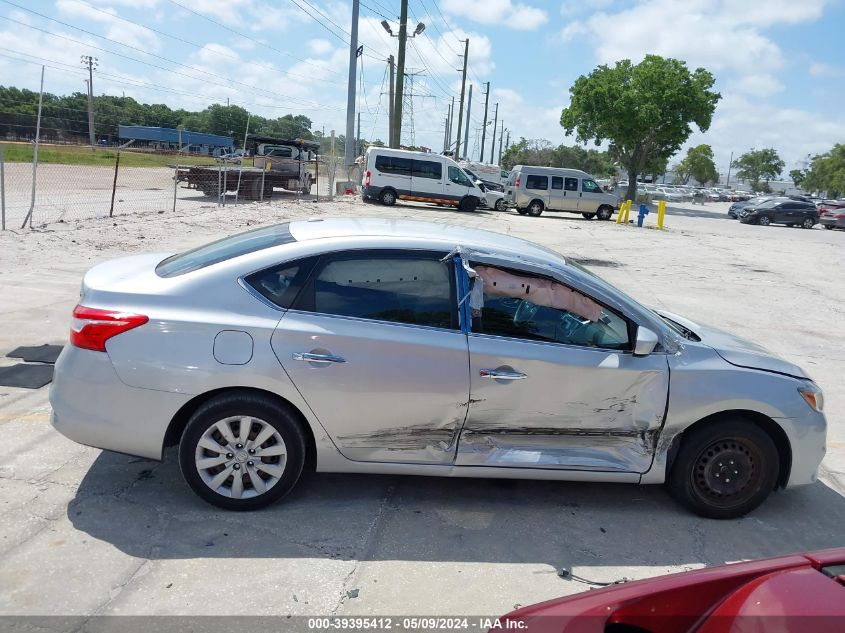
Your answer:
457;337;669;472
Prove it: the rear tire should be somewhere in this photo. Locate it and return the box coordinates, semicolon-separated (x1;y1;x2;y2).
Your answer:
516;207;528;215
495;199;507;212
179;393;307;511
825;225;834;230
526;200;544;216
802;217;816;229
758;215;772;226
667;418;779;519
379;189;397;206
581;212;596;220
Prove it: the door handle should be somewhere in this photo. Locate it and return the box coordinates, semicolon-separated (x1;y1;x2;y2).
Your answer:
292;352;346;364
479;369;527;380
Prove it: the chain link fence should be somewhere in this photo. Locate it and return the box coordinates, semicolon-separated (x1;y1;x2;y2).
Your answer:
0;143;356;230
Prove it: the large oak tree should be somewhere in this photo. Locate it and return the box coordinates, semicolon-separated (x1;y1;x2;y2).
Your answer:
561;55;720;202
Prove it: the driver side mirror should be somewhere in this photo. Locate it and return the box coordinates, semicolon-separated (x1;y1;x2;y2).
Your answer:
633;326;659;356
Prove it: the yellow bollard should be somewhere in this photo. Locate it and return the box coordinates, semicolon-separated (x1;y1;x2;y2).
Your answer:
615;202;624;224
622;200;632;224
657;200;666;230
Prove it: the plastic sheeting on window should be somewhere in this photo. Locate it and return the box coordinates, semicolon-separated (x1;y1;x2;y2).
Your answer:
474;265;602;322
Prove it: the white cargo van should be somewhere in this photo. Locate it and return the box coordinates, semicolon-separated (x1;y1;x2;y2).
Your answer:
362;147;484;212
505;165;619;220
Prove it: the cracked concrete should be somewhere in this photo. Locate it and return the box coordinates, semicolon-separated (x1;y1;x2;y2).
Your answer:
0;197;843;618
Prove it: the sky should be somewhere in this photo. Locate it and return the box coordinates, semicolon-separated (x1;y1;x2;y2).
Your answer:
1;0;844;176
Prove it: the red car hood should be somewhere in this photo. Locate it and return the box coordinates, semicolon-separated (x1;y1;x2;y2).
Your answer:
498;549;845;633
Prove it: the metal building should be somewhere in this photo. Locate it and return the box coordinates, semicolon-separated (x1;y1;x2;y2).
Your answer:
118;125;234;155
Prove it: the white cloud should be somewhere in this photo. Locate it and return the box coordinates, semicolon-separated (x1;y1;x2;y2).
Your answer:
809;62;845;78
727;73;783;97
308;38;334;55
560;0;831;75
440;0;548;30
55;0;161;51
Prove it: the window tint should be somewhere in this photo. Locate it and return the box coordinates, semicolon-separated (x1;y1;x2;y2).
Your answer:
375;154;412;176
551;176;563;190
564;177;578;191
413;159;442;180
156;223;296;277
471;265;630;350
300;253;456;329
448;165;472;186
244;257;318;309
507;172;517;186
526;175;548;190
582;179;601;193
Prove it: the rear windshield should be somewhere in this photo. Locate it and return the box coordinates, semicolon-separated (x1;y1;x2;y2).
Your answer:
156;223;296;277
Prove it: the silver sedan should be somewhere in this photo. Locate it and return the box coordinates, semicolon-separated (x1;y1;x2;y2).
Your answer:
50;218;826;518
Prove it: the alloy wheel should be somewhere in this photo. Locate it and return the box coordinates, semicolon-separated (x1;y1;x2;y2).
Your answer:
195;416;287;499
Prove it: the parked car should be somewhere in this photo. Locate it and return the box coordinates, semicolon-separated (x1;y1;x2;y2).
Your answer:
362;147;484;212
50;219;825;517
505;166;618;219
651;187;684;203
215;149;246;164
474;180;507;211
728;196;775;218
739;199;819;227
818;200;845;218
820;210;845;230
495;548;845;633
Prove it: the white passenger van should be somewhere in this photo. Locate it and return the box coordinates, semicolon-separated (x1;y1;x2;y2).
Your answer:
363;147;484;212
505;165;619;220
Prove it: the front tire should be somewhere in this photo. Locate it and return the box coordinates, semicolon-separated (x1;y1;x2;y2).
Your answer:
459;196;479;212
581;212;596;220
802;217;816;229
179;393;307;511
516;207;528;215
597;205;614;221
667;419;779;519
758;215;771;226
495;198;507;212
825;225;834;230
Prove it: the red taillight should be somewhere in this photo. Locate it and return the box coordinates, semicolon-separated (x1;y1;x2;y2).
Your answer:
70;305;149;352
364;170;371;186
514;177;520;187
836;213;845;219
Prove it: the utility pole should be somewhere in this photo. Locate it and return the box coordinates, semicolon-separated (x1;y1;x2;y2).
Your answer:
498;124;504;164
344;0;360;165
505;129;510;151
454;39;469;160
387;55;395;148
393;0;409;148
725;151;734;187
446;97;454;152
489;102;498;164
479;82;490;162
356;111;361;158
442;114;449;153
462;84;472;161
81;55;97;146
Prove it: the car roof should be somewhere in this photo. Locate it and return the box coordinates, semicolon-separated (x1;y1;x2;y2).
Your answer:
288;217;564;263
511;165;590;176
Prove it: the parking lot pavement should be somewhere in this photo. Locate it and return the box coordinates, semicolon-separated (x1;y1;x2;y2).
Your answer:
0;198;843;618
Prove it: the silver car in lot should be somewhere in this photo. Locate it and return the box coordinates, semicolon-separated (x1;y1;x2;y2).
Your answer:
50;219;826;518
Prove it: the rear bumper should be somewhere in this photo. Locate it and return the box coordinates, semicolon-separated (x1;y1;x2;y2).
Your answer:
362;184;383;199
49;345;192;460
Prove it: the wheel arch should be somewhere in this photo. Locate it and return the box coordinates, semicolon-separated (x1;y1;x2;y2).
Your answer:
665;409;792;489
163;386;318;473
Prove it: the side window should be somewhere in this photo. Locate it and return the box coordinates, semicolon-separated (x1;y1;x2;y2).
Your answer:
413;160;442;180
526;175;548;190
244;256;318;309
581;179;601;194
551;176;563;190
375;155;412;175
298;253;457;329
564;177;578;191
470;265;630;350
506;172;517;186
448;166;472;186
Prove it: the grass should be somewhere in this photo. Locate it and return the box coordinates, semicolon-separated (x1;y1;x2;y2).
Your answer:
0;142;236;168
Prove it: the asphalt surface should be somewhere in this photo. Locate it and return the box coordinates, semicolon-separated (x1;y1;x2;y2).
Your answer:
0;197;843;623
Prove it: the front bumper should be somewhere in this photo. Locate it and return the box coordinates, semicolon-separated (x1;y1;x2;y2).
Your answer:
49;345;192;460
820;218;844;229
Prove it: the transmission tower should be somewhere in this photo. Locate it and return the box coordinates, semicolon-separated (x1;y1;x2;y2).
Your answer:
400;72;422;148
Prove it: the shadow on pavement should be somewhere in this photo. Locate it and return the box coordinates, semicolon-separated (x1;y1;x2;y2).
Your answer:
69;450;845;571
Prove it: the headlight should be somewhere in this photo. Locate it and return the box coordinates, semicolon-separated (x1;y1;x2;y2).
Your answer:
798;385;824;412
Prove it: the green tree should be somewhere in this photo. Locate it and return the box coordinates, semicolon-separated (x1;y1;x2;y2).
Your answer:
802;144;845;198
673;144;719;185
560;54;720;202
732;148;785;192
789;169;806;189
205;104;251;146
